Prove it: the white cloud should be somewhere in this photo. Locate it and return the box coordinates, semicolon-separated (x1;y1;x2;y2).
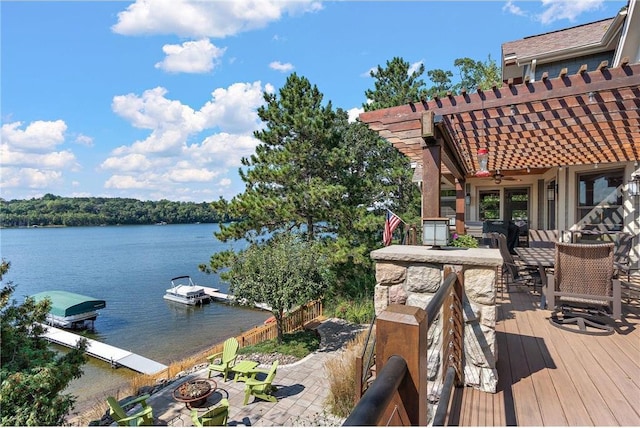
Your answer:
102;81;266;199
269;61;294;72
408;60;424;76
1;120;67;152
188;132;259;168
75;134;94;147
165;168;219;183
100;153;153;172
155;39;226;74
0;167;63;190
112;0;322;38
503;0;606;24
503;1;527;17
199;81;266;133
362;66;376;78
347;107;363;123
537;0;604;24
0;120;79;196
1;146;77;170
104;174;153;190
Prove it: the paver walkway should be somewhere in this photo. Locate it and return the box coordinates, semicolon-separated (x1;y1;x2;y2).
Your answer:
148;319;366;426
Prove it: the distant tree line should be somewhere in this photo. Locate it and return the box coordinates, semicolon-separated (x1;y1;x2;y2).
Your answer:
0;194;226;227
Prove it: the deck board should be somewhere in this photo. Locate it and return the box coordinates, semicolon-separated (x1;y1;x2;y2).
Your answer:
451;282;640;426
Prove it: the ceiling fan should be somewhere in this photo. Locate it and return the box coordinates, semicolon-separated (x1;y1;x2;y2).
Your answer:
489;170;521;184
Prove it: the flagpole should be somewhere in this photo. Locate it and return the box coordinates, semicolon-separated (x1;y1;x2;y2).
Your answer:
387;209;407;225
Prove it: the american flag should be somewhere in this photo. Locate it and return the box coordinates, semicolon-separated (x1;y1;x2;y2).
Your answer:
383;209;402;246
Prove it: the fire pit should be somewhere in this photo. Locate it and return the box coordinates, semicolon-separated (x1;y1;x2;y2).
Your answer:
172;379;216;408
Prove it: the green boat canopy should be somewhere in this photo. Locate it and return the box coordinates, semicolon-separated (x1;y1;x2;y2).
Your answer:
31;290;106;317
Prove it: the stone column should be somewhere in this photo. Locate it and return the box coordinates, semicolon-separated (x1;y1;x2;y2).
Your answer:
370;245;503;393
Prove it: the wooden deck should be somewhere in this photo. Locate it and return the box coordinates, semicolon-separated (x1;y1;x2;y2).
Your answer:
446;282;640;426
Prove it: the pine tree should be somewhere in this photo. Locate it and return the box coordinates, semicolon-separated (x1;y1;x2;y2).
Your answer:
1;260;88;426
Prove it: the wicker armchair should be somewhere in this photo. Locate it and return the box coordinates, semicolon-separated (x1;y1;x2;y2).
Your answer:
545;242;622;335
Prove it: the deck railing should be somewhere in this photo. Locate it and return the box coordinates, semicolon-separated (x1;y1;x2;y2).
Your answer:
346;268;464;426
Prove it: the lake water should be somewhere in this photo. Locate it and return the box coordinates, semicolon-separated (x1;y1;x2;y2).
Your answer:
0;224;269;406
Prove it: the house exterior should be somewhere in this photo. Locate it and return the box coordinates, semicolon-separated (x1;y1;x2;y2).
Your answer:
359;0;639;267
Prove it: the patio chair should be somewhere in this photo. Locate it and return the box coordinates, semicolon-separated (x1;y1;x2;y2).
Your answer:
243;360;279;405
106;395;153;426
490;232;541;294
614;232;635;281
191;398;229;426
207;337;239;381
545;242;622;335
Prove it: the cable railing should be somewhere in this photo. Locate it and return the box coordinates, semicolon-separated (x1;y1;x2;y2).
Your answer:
346;269;464;426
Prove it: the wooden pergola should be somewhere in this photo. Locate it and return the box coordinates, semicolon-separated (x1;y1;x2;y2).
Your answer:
359;62;640;234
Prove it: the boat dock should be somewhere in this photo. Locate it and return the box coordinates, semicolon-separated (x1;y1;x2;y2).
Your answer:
40;324;168;375
201;287;272;311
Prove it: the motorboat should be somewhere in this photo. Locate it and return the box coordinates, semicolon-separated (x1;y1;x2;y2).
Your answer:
163;276;210;306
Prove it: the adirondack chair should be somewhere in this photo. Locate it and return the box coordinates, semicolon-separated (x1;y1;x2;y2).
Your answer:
243;360;279;405
207;337;239;381
191;399;229;426
106;395;153;426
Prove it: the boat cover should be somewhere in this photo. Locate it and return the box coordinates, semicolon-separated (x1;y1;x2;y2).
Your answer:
31;290;106;317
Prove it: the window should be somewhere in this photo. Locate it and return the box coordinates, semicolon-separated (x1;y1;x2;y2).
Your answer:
440;189;456;224
479;190;500;220
577;169;624;231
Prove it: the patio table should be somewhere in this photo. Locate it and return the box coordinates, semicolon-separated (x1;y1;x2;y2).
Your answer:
515;247;554;268
515;247;554;309
232;360;259;382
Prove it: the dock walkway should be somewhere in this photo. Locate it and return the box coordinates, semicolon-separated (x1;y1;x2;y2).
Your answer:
40;324;167;375
201;287;272;311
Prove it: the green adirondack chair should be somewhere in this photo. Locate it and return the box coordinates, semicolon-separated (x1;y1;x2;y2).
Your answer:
106;395;154;426
243;360;279;405
206;337;239;381
191;398;230;426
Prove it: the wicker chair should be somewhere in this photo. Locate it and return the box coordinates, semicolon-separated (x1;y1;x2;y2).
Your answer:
545;242;622;335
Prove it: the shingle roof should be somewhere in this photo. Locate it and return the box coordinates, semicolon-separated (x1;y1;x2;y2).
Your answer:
502;18;615;62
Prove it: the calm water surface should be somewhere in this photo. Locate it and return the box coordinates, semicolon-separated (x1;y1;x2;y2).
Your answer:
0;224;269;405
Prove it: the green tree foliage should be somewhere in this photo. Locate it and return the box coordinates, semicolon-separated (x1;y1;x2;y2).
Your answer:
0;195;223;227
426;55;502;98
451;55;501;93
212;73;345;245
0;260;88;426
225;233;328;343
363;57;428;110
206;73;420;297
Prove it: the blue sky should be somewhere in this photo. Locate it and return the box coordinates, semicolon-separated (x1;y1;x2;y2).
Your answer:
1;0;627;202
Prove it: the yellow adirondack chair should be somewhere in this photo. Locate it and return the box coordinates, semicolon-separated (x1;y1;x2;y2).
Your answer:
191;398;230;426
106;395;153;426
243;360;279;405
206;337;239;381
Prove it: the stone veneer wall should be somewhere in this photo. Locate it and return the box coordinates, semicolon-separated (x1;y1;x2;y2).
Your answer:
370;245;503;393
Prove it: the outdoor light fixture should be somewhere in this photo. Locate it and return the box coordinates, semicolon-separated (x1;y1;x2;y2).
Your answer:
628;174;640;197
588;91;596;103
423;218;450;248
494;171;503;184
465;193;471;205
510;104;517;116
547;183;557;201
476;148;490;177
